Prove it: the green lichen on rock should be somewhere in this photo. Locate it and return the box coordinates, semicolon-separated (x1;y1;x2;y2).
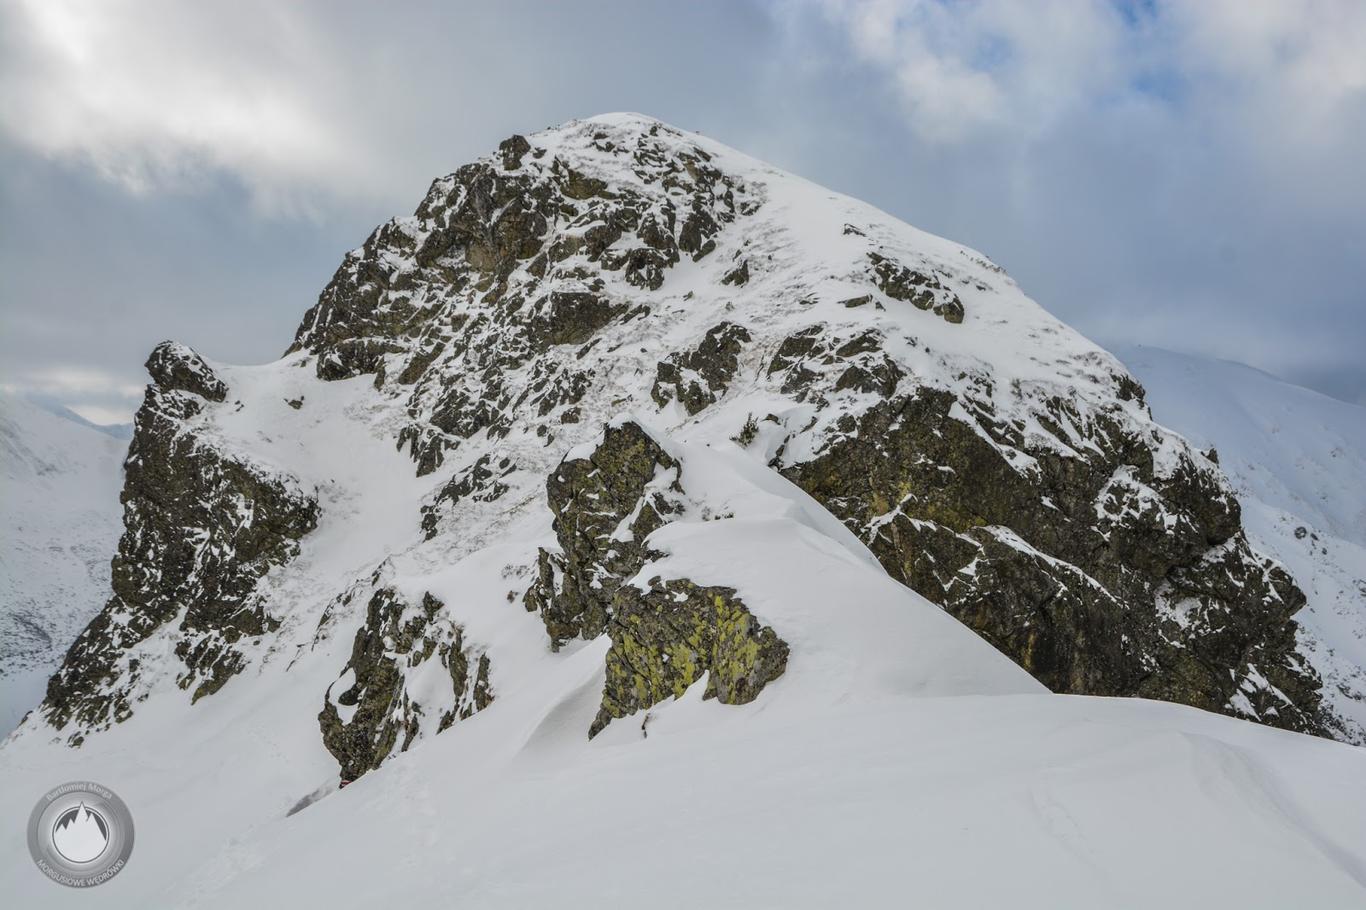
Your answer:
651;321;752;414
43;344;320;736
319;589;493;782
526;420;789;736
592;581;788;736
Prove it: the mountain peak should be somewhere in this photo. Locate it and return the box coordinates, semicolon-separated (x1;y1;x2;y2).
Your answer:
33;114;1357;764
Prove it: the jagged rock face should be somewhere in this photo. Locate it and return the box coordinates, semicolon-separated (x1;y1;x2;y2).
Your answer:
524;421;788;736
593;579;788;737
420;453;514;540
783;385;1321;731
43;344;319;737
145;340;229;402
524;421;685;646
652;321;751;414
289;121;751;478
319;588;492;782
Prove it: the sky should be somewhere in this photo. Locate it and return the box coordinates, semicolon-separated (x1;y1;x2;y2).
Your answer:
1;0;1363;425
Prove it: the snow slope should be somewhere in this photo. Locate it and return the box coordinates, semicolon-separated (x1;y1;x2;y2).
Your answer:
0;395;126;733
1;358;1364;908
1117;345;1366;740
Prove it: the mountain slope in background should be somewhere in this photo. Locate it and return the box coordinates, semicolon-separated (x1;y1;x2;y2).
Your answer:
1117;345;1366;739
0;395;126;733
2;115;1364;907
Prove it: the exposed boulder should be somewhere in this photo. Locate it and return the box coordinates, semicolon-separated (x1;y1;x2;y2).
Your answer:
145;341;228;401
651;321;752;414
319;589;492;782
525;421;789;736
592;579;788;736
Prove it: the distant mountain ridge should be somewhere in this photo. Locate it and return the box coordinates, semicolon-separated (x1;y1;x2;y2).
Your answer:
0;395;126;733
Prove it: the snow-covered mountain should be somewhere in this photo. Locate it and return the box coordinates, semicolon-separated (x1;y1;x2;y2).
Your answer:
1116;344;1366;741
0;395;126;734
3;115;1364;907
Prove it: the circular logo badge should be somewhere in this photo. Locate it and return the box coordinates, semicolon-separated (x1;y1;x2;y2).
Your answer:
28;781;134;888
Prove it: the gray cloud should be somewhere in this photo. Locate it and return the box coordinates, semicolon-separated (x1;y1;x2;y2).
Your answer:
1;0;1362;422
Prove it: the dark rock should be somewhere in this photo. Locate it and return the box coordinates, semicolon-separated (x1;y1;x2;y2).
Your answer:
43;369;320;734
319;589;492;781
782;386;1325;735
145;341;228;401
722;260;750;286
591;579;788;736
867;253;964;323
531;292;623;347
652;321;752;414
525;421;788;737
421;454;514;539
524;421;683;646
499;134;532;170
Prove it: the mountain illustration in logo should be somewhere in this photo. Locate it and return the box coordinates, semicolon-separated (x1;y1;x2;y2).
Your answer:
52;803;109;863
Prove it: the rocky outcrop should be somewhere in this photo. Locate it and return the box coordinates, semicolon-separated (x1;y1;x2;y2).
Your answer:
319;588;492;782
867;253;964;323
420;453;515;539
525;422;788;735
524;421;685;647
593;579;788;736
288;119;751;477
145;340;229;401
43;344;319;738
651;321;751;414
783;384;1324;732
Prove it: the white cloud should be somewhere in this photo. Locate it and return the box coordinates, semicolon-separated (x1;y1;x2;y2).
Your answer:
817;0;1130;142
817;0;1366;156
0;366;144;425
0;0;408;214
1;365;143;399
